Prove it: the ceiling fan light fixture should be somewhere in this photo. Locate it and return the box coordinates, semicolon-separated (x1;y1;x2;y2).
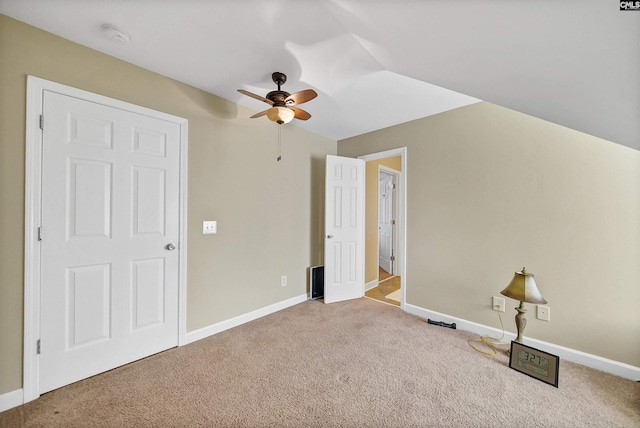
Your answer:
267;106;294;124
238;73;315;125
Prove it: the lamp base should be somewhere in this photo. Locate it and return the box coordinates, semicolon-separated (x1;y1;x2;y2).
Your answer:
514;301;527;343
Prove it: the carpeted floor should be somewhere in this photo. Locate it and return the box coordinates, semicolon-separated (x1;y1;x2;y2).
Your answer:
2;298;639;427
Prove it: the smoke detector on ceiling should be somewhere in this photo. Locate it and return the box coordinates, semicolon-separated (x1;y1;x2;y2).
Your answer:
101;24;131;44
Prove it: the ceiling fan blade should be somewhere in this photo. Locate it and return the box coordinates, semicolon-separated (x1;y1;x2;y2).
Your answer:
285;89;317;106
291;107;311;121
238;89;274;106
250;110;269;119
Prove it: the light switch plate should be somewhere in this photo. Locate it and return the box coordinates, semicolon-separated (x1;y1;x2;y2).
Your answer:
202;221;217;235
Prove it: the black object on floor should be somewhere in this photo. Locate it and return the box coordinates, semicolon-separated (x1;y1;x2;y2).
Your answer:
427;319;457;329
310;266;324;300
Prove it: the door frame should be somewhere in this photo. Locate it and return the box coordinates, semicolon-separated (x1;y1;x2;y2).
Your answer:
23;76;189;403
358;148;406;309
378;166;400;276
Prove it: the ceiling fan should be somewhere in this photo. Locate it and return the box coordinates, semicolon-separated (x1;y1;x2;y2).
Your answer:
238;72;317;124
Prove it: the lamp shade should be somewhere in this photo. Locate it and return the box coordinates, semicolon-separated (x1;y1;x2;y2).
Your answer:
500;267;547;304
266;106;294;124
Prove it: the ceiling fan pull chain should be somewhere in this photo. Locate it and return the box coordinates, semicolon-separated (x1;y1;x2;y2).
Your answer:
277;124;282;161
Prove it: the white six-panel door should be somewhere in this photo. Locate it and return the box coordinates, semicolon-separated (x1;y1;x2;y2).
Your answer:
324;155;365;304
39;91;181;393
378;174;394;274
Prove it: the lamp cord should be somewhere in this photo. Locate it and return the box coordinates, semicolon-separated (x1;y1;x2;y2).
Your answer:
468;306;510;356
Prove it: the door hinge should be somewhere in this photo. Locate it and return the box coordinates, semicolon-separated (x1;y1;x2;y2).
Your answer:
39;115;44;130
37;339;41;354
390;255;396;262
392;183;396;189
37;227;42;241
392;220;396;225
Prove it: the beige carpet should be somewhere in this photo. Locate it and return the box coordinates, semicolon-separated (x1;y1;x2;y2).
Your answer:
2;298;639;427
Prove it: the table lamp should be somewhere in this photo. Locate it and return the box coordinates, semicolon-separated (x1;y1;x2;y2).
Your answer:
500;267;547;343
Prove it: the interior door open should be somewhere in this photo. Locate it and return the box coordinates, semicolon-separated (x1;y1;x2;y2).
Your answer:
324;155;365;304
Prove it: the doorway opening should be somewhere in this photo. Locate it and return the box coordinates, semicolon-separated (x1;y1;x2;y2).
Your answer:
358;148;406;309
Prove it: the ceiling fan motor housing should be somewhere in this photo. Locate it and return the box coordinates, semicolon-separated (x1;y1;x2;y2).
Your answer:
268;72;290;106
266;90;290;107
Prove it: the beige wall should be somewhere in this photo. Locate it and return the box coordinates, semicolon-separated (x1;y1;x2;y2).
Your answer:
0;15;336;394
365;157;401;283
339;102;640;367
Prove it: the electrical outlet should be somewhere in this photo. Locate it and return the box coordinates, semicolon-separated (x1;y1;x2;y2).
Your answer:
280;275;287;287
492;296;505;312
537;305;550;321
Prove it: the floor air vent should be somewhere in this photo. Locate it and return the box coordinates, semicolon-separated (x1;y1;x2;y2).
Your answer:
309;266;324;300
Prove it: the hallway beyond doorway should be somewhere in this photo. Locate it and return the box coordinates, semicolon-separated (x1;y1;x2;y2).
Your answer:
365;267;400;307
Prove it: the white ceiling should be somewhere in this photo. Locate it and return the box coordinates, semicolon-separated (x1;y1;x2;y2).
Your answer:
1;0;638;149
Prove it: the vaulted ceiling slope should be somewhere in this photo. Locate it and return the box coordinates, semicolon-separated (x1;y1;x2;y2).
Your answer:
1;0;638;150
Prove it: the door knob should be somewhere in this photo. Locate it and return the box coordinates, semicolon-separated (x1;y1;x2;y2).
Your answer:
327;235;333;239
166;243;176;251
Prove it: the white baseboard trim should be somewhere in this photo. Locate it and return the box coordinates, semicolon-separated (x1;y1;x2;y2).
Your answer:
0;388;23;412
365;280;378;291
184;294;308;345
405;303;640;381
